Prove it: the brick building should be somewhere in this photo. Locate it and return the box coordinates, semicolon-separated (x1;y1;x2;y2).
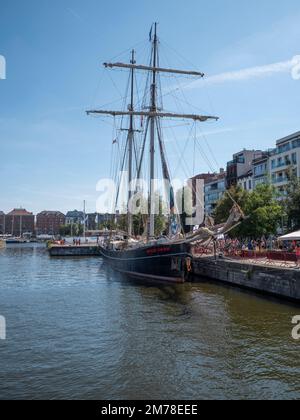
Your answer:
36;211;66;235
0;211;5;234
226;150;262;189
5;208;35;236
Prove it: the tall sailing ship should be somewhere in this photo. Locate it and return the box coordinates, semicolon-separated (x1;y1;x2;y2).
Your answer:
87;24;245;283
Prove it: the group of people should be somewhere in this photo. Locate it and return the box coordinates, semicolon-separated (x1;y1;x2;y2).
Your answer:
216;236;300;256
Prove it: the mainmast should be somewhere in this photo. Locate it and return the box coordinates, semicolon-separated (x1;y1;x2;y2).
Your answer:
149;22;158;238
127;50;135;237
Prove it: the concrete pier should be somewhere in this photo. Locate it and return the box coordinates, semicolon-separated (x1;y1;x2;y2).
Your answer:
48;244;100;257
193;256;300;303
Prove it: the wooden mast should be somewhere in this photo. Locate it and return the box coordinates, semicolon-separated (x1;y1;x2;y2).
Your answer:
149;22;158;239
127;50;135;237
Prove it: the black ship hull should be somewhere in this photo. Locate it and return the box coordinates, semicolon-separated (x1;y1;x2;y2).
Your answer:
100;242;193;283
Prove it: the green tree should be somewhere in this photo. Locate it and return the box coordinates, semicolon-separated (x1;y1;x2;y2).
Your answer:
242;184;283;237
73;223;84;236
286;177;300;230
214;184;283;238
59;225;71;236
60;223;84;237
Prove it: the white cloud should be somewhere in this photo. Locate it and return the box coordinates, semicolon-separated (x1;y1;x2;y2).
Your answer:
198;55;300;88
170;55;300;92
164;55;300;96
202;57;296;86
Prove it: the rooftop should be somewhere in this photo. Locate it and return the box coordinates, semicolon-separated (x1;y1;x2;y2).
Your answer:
204;172;226;185
37;211;65;217
191;169;225;183
66;210;84;217
252;151;272;164
7;208;33;216
276;131;300;146
233;149;262;158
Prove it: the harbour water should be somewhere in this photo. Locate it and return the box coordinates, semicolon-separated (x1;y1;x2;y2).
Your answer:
0;243;299;400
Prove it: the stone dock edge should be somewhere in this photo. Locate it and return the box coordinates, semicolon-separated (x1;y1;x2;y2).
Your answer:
193;257;300;303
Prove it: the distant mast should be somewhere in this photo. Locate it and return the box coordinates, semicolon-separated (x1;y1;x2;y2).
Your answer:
83;200;86;240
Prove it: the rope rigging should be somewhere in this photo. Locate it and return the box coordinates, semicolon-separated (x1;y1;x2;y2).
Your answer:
87;25;243;238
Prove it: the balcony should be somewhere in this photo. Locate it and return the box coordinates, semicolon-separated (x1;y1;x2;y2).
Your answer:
253;171;267;178
205;187;224;194
271;160;293;170
272;176;289;185
227;157;245;166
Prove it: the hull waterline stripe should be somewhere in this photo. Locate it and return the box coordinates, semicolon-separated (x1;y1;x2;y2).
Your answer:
112;268;185;284
99;251;190;261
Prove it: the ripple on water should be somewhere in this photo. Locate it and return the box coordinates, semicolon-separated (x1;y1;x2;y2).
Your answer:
0;243;299;400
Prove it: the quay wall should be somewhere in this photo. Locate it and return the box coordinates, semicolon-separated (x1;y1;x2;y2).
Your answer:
193;257;300;302
48;245;100;257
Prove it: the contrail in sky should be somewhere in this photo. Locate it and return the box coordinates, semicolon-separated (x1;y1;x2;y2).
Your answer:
165;55;300;94
200;55;300;86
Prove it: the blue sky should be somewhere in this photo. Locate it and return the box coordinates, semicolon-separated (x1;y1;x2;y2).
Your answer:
0;0;300;214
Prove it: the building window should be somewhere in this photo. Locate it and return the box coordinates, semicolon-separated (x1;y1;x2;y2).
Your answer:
285;155;291;165
292;152;297;165
278;142;291;154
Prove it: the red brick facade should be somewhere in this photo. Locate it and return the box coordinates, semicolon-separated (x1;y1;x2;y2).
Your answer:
36;211;65;235
5;209;35;236
0;211;5;234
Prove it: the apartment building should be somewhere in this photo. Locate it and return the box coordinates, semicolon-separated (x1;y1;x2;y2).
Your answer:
204;170;226;215
252;151;271;188
237;170;253;192
269;131;300;197
36;211;66;235
65;210;84;225
226;149;262;188
5;208;35;236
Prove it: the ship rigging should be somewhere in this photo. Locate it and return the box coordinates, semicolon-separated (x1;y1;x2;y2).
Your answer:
87;24;244;283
